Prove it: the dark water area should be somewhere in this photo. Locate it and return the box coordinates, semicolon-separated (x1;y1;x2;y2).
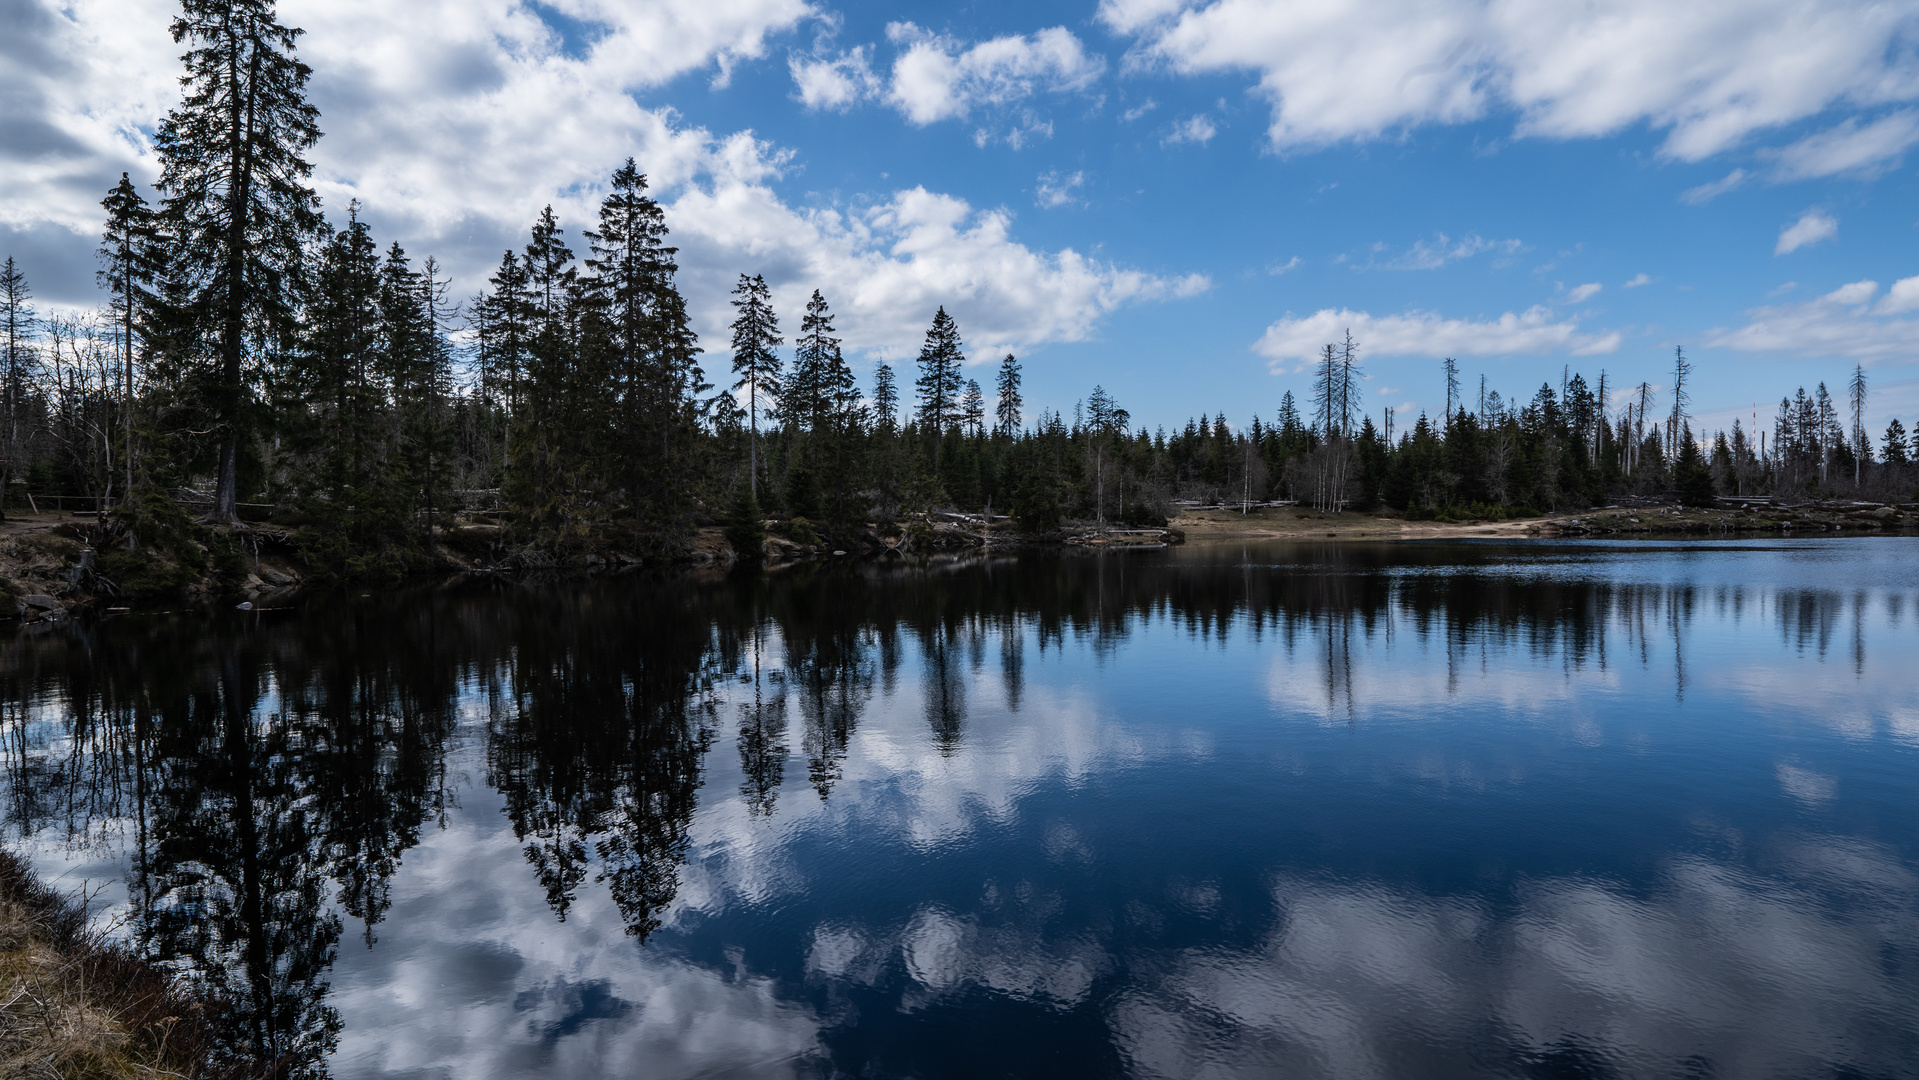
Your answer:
4;539;1919;1079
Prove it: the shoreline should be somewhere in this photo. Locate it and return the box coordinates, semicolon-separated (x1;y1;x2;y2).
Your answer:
1167;501;1918;543
0;849;246;1079
3;501;1913;626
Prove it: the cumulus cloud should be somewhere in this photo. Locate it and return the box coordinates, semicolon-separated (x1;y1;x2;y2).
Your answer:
1162;114;1217;145
1113;854;1919;1080
1707;277;1919;362
1255;306;1621;365
790;46;882;111
1623;273;1654;288
670;183;1209;358
1566;282;1602;303
1876;275;1919;315
1102;0;1919;160
1775;210;1839;255
0;0;1194;354
883;23;1104;126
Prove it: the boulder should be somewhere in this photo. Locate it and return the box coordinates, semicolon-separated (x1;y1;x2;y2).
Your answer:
21;594;60;611
260;567;295;586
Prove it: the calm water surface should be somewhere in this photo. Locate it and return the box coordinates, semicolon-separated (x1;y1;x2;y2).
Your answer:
4;539;1919;1079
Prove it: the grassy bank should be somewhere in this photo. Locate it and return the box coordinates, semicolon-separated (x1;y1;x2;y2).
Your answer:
0;850;251;1079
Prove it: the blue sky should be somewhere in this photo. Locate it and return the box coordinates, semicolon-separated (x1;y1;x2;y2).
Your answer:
8;0;1919;436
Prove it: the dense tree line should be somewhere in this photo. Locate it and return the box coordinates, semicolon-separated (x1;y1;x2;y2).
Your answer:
0;0;1914;575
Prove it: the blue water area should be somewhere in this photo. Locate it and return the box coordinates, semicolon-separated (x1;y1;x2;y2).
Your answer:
3;538;1917;1078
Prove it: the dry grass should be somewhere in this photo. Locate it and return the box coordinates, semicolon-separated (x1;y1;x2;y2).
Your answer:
0;850;252;1079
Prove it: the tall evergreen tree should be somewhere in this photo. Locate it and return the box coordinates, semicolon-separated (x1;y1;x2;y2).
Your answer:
728;274;782;497
294;205;381;546
0;258;36;520
872;363;899;435
583;161;703;528
99;173;164;498
914;307;964;463
995;353;1022;437
154;0;323;522
788;289;844;434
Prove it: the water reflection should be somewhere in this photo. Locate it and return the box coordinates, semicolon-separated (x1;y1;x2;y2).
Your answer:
0;540;1916;1078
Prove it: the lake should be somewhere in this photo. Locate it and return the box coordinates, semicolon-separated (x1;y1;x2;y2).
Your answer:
4;538;1918;1079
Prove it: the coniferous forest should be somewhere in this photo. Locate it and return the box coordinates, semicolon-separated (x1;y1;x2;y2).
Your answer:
3;0;1917;584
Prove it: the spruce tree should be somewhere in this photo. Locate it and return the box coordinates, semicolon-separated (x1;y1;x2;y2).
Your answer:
295;206;381;560
994;353;1021;437
583;160;702;528
99;174;164;499
1674;424;1716;506
914;307;964;463
154;0;322;522
474;249;532;471
728;274;782;497
0;258;36;519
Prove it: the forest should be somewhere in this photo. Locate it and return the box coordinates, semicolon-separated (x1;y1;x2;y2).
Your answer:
2;0;1916;578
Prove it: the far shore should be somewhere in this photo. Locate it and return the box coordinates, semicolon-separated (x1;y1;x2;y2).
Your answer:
1167;500;1917;543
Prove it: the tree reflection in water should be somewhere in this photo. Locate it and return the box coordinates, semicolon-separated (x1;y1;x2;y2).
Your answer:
0;543;1905;1077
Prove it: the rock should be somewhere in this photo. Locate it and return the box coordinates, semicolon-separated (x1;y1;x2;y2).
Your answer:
260;567;295;586
235;601;254;610
21;594;60;611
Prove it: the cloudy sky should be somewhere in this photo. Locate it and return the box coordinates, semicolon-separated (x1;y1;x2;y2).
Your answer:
9;0;1919;433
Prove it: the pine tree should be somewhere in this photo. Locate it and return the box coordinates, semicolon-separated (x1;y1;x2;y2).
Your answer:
1884;419;1910;467
474;249;532;470
729;274;782;497
872;363;899;435
788;289;841;434
0;258;37;519
582;161;703;528
294;205;381;555
960;380;986;438
994;353;1022;437
1674;423;1715;506
98;174;164;499
914;307;964;464
154;0;323;522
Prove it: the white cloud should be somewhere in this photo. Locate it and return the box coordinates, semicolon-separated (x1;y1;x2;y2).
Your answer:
1566;282;1602;303
1875;275;1919;315
1162;114;1217;145
1378;232;1523;271
1254;306;1621;365
670;183;1209;358
1681;168;1748;204
1267;256;1302;275
1103;0;1919;160
1114;854;1919;1080
0;0;1195;354
1707;277;1919;362
1035;170;1086;208
1121;99;1159;122
884;23;1104;126
790;46;881;111
1775;209;1839;254
1765;111;1919;181
1623;273;1654;288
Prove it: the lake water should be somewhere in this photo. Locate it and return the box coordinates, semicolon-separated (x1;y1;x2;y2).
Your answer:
4;539;1919;1079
